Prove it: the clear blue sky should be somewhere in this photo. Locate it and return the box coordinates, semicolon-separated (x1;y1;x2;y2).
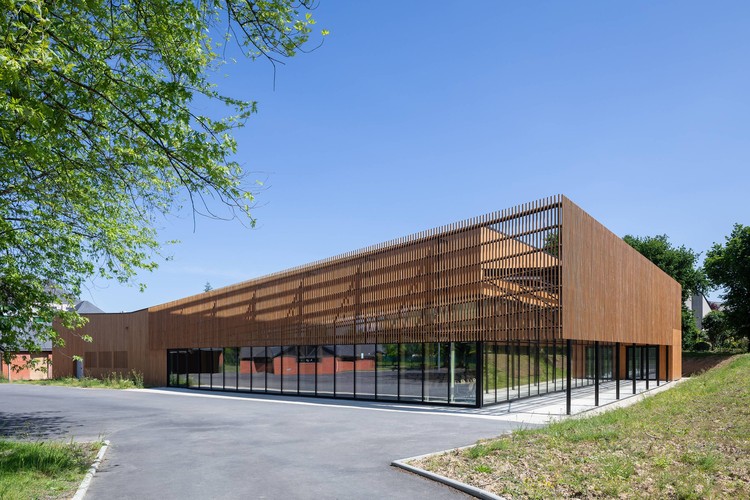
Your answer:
85;1;748;312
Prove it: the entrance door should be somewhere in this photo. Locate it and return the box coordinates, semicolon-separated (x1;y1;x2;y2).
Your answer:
168;350;188;387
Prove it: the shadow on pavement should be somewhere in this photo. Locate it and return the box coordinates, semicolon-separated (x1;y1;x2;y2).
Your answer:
0;411;81;440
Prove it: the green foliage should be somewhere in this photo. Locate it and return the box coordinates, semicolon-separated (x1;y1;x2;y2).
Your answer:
681;306;702;349
17;370;145;388
704;224;750;350
702;310;734;349
623;234;708;302
0;0;326;359
543;230;559;257
624;235;709;348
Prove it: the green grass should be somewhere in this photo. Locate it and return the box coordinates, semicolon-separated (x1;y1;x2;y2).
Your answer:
415;354;750;499
0;440;101;499
14;371;144;389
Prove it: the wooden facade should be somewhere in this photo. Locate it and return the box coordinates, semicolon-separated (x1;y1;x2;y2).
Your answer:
561;197;682;379
53;195;681;393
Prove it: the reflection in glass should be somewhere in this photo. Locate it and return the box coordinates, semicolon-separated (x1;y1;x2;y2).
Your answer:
376;344;399;400
281;345;298;394
198;349;211;388
187;349;201;388
354;344;376;398
223;347;238;391
317;345;335;396
451;342;477;404
335;345;354;397
251;347;268;392
424;343;448;403
238;347;252;391
399;343;422;402
208;348;223;390
267;346;282;393
299;345;318;395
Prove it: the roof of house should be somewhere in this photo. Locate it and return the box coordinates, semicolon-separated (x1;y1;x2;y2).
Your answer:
73;300;105;314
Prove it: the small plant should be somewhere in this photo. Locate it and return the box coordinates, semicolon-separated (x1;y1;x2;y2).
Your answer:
12;371;145;389
473;464;493;473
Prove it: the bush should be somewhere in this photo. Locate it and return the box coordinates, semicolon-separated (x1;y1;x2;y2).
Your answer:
693;341;712;352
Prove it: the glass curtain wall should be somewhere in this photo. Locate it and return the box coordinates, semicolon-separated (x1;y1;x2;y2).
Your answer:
167;342;481;406
626;345;658;380
482;341;620;405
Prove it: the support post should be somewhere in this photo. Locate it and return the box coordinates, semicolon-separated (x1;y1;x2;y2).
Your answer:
666;345;671;382
594;341;600;406
615;342;620;399
645;346;650;391
632;344;637;395
566;339;572;415
656;345;660;387
476;342;483;408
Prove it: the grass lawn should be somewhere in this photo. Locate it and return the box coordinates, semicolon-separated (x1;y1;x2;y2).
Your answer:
0;440;101;499
8;371;144;389
413;354;750;499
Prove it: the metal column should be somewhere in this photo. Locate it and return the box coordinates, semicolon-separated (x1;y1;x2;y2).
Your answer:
615;342;620;399
566;339;572;415
594;341;600;406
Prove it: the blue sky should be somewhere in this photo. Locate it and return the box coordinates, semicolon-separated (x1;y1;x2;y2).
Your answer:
85;1;748;311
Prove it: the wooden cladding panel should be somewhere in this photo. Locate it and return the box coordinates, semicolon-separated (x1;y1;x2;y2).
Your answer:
52;310;166;386
148;196;564;350
561;197;682;354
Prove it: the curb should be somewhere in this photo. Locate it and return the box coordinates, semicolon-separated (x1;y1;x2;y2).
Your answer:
72;440;110;500
391;442;508;500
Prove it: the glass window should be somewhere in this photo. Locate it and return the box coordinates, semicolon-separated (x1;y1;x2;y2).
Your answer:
298;345;318;395
424;343;448;403
335;345;354;398
251;347;268;392
376;344;399;401
223;347;238;391
354;344;376;399
267;346;282;393
482;342;499;405
317;345;335;396
198;349;211;388
208;348;223;390
281;346;298;394
399;343;422;402
238;347;253;391
187;349;201;388
451;342;477;404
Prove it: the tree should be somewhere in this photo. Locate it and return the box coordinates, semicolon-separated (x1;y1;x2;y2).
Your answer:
203;282;213;293
0;0;326;362
704;224;750;350
623;234;709;348
702;310;731;349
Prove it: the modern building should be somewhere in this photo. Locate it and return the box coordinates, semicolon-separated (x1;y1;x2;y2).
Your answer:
53;196;682;409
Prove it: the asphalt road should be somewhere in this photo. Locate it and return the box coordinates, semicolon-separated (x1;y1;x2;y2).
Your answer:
1;384;537;499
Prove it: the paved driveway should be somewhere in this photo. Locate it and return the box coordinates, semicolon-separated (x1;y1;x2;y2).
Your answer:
1;385;537;499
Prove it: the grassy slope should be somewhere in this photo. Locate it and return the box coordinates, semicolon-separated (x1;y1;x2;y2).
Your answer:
415;354;750;499
0;440;101;500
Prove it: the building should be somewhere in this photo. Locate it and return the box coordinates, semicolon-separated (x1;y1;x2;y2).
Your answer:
52;196;681;409
2;300;103;381
686;293;718;330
